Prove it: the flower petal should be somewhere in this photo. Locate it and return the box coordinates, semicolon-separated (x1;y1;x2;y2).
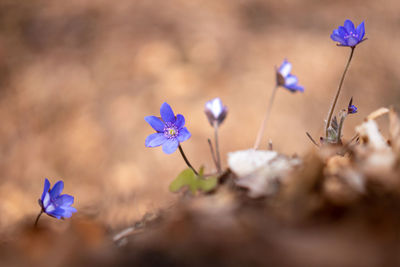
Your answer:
45;203;56;213
55;194;74;206
42;192;51;208
356;21;365;41
284;74;298;86
285;83;304;92
346;36;358;47
331;33;346;45
160;102;175;123
41;178;51;203
212;98;224;118
175;114;185;129
47;207;65;219
338;26;347;37
348;104;358;114
216;109;228;125
50;181;64;199
177;127;191;143
145;133;167;147
162;138;179;154
61;206;77;218
205;98;225;121
145;116;164;132
344;19;355;33
278;60;292;77
67;206;77;213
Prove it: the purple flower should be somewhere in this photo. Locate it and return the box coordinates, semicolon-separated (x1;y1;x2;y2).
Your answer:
347;97;357;114
145;102;191;154
331;20;366;47
39;178;77;219
276;59;304;93
348;105;357;114
204;98;228;126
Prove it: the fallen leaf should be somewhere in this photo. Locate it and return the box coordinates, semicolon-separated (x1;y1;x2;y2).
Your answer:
228;149;300;198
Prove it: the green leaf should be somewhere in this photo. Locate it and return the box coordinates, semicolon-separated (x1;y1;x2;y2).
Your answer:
169;167;218;194
169;168;197;193
197;176;218;192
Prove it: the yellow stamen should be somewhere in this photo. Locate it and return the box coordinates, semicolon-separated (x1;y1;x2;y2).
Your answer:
168;129;176;136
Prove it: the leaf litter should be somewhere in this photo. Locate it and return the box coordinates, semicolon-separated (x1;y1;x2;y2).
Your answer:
4;108;400;267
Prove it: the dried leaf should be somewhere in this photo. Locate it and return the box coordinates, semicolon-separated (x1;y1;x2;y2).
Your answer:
227;149;278;177
355;120;388;150
366;107;389;121
355;116;396;173
325;155;365;194
389;108;400;155
228;149;300;198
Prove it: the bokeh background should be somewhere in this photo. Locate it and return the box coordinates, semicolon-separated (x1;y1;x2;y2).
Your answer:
0;0;399;232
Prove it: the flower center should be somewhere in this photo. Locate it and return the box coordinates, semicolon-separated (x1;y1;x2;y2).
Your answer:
164;122;178;138
344;31;359;40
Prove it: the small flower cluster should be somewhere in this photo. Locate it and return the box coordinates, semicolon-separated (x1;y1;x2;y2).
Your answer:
144;19;364;161
34;18;366;226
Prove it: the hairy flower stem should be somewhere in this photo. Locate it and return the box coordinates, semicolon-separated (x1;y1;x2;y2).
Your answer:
207;139;219;172
213;122;222;173
34;210;43;228
325;47;355;137
254;85;278;150
178;145;198;176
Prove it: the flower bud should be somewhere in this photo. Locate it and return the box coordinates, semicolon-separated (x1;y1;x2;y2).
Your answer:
204;97;228;126
347;97;358;114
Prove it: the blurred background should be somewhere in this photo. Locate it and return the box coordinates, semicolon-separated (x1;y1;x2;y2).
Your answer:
0;0;399;232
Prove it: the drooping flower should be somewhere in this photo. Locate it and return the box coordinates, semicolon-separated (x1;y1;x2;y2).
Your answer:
276;59;304;93
204;97;228;126
348;105;357;114
331;19;366;47
347;97;358;114
39;178;77;219
145;102;191;154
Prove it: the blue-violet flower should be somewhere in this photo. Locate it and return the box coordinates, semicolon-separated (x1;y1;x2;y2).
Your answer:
276;59;304;93
145;102;191;154
347;98;357;114
331;19;366;47
39;178;77;219
204;97;228;126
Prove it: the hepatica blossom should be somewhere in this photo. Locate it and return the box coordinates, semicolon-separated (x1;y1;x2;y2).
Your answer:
276;59;304;93
39;178;77;219
331;19;366;47
204;97;228;126
348;104;357;114
145;102;191;154
348;98;358;114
